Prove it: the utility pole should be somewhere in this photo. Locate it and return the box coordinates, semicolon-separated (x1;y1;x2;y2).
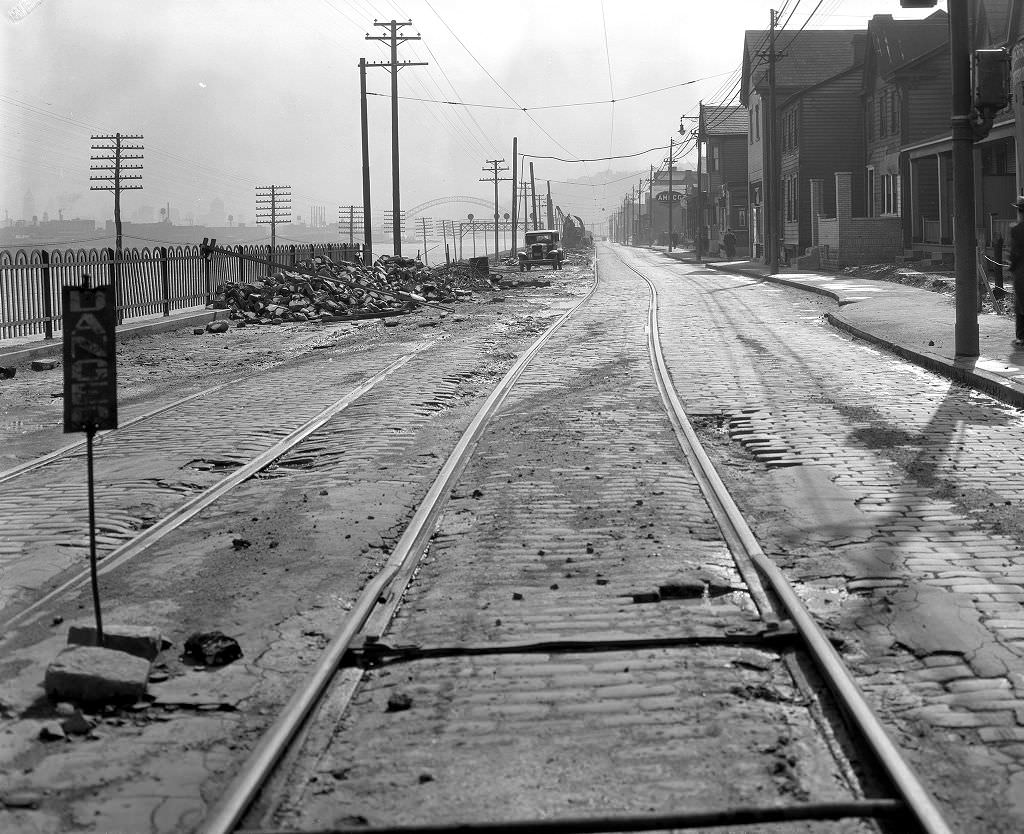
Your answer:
90;132;143;324
949;0;978;357
649;165;654;247
256;185;291;252
481;159;510;263
339;204;361;248
668;137;675;252
768;9;780;274
695;104;704;262
365;20;427;257
630;181;638;246
420;216;431;265
529;162;539;230
546;181;554;230
511;137;519;255
359;57;373;265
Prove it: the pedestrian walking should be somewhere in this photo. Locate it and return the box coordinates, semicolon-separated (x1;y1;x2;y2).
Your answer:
723;228;737;260
1009;197;1024;346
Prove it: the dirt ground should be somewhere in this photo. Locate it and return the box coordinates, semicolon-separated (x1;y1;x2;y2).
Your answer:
839;262;1012;317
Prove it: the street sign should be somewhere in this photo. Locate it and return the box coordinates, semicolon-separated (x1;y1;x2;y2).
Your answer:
63;280;118;433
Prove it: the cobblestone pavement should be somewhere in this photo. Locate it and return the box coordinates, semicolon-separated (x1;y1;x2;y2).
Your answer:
0;273;590;834
619;245;1024;833
274;250;870;832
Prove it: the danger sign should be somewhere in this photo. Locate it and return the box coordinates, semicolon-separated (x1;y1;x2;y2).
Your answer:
63;281;118;433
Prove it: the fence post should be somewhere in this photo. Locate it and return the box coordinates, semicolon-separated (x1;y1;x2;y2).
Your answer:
266;245;273;277
40;249;54;340
204;245;213;305
104;248;121;324
236;246;246;285
160;246;170;316
289;245;296;267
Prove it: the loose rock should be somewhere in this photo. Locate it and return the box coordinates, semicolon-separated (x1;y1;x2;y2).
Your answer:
182;631;243;666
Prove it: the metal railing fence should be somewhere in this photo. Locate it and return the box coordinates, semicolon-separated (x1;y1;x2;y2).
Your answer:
0;241;361;341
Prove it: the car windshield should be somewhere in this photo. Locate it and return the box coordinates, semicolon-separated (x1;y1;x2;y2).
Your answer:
528;234;553;244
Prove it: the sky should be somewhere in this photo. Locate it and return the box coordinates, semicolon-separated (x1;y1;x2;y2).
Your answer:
1;0;947;237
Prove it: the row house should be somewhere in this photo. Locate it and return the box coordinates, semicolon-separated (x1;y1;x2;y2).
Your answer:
698;105;750;255
741;27;866;261
758;1;1017;270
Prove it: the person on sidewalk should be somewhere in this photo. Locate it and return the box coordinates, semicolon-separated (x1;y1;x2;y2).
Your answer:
723;228;737;260
1009;197;1024;346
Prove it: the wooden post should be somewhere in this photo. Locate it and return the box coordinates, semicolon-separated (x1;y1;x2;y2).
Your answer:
204;245;214;305
104;248;117;315
511;137;518;255
236;245;246;285
668;138;675;252
40;249;54;339
160;246;170;316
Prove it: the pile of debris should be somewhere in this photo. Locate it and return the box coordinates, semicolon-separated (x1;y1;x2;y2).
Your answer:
218;255;497;325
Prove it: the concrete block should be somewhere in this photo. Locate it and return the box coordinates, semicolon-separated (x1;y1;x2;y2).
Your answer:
206;320;230;333
45;645;150;704
67;623;166;661
30;359;59;371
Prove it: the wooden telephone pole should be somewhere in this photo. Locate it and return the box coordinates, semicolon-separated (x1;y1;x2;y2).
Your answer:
255;185;291;252
365;20;427;257
767;8;780;274
481;159;510;263
90;132;143;323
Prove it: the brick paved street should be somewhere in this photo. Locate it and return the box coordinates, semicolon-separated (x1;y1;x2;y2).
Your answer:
626;246;1024;832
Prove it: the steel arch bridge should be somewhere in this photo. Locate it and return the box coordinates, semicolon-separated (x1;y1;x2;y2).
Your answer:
406;196;512;219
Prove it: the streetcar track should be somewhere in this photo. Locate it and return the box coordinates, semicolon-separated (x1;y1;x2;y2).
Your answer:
191;247;953;834
199;257;602;834
0;339;439;631
616;246;952;834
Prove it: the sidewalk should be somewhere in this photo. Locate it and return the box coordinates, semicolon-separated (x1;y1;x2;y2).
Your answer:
659;247;1024;409
0;308;229;366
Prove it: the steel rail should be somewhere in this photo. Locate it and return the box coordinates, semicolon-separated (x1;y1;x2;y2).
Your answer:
0;374;248;486
1;340;437;632
198;269;601;834
620;247;953;834
239;799;905;834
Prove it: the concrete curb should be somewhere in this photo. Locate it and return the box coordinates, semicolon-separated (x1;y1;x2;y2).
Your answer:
826;312;1024;409
0;309;230;366
703;261;844;303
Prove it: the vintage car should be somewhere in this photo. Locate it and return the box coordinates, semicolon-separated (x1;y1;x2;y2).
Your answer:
518;229;563;271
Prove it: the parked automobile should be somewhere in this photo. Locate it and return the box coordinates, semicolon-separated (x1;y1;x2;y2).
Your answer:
518;229;563;271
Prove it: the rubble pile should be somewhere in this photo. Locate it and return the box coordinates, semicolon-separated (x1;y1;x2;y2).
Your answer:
219;255;496;325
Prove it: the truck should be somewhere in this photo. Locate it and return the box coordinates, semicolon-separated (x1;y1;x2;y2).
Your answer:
518;229;563;271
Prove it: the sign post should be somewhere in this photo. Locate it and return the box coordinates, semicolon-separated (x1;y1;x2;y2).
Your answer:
63;274;118;645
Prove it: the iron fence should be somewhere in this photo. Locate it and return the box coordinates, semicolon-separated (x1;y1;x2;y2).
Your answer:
0;241;362;341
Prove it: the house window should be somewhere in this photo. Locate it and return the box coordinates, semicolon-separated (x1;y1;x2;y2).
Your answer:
784;175;798;222
880;173;902;215
738;209;747;228
866;167;876;217
712;146;720;172
755;104;760;140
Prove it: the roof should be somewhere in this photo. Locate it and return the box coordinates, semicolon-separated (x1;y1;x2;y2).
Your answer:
700;105;748;138
741;28;865;104
864;10;948;84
